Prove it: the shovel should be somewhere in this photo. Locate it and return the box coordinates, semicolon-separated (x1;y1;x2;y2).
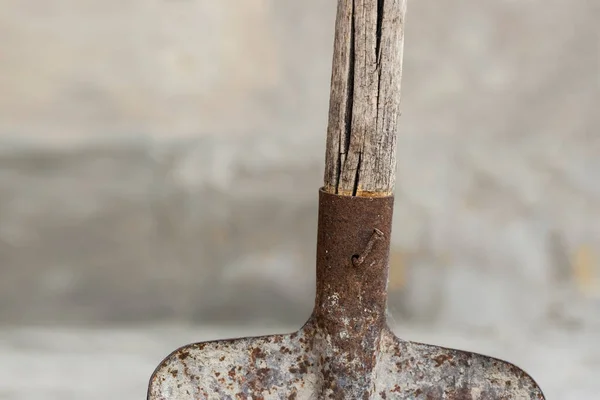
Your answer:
148;1;545;398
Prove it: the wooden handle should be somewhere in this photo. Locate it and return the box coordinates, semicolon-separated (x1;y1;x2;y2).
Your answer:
323;0;407;197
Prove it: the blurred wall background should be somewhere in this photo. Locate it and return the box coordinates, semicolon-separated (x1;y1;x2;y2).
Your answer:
0;0;598;398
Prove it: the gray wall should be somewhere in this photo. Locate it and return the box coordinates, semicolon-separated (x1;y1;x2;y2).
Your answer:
0;0;598;333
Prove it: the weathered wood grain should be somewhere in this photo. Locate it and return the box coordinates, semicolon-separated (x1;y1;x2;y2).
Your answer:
324;0;407;197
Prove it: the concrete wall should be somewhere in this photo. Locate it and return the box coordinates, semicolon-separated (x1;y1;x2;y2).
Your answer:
0;0;598;332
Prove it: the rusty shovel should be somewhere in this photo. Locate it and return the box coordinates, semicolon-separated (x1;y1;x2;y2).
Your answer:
148;1;545;398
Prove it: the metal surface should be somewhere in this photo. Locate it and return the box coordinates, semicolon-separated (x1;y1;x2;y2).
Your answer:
148;189;546;399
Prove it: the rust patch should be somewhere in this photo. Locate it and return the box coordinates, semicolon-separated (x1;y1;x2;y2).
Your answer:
433;353;455;367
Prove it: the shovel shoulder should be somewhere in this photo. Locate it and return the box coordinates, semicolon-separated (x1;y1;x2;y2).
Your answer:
147;328;320;400
374;329;546;399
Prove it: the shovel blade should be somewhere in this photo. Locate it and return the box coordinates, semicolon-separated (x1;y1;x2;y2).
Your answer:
148;323;545;400
149;191;544;399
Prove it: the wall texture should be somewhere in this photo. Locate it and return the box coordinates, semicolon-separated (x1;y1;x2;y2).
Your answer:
0;0;598;332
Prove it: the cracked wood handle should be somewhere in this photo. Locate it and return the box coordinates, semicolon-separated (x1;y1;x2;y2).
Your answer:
323;0;407;198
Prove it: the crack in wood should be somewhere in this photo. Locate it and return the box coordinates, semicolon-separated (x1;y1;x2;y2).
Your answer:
324;0;406;197
375;0;384;62
339;0;356;194
352;150;362;196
